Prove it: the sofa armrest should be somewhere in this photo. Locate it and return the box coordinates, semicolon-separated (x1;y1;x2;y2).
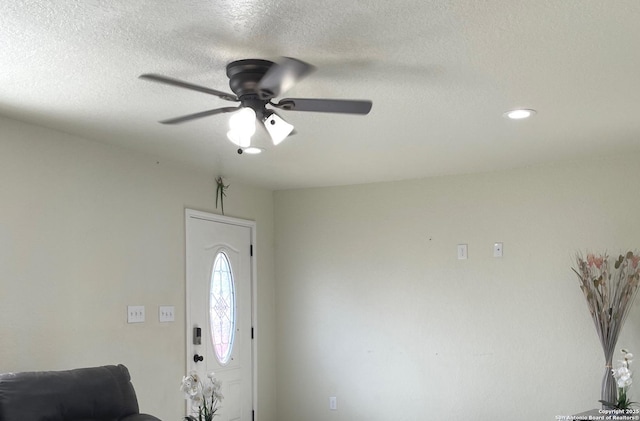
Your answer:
0;365;160;420
121;414;162;421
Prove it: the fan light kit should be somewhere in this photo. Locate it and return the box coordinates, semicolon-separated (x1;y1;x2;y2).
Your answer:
140;57;372;154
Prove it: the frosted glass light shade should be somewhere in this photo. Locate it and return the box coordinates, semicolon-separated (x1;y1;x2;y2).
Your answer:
264;112;294;145
227;107;256;147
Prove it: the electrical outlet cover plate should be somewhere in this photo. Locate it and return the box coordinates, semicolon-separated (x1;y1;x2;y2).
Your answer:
493;242;503;258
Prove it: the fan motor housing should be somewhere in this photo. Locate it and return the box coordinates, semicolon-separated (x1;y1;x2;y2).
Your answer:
226;59;274;98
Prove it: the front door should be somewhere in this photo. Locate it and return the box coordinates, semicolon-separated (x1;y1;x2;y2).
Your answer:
186;209;254;421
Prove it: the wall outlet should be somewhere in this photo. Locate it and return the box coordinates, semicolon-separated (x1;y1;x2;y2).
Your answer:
127;306;145;323
493;242;503;258
159;305;175;322
329;396;337;411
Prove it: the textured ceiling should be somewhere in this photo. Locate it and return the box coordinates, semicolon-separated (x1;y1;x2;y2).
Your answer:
1;1;639;190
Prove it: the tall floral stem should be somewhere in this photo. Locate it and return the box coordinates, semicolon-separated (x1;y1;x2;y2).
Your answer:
602;354;616;407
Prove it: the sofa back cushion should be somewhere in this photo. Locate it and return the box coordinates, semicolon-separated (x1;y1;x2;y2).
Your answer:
0;364;140;420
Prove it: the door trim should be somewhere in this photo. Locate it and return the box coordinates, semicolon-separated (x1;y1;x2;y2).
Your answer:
185;208;257;418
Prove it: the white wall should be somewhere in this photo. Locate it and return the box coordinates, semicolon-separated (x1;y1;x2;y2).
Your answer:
0;116;277;421
274;155;640;421
3;113;640;421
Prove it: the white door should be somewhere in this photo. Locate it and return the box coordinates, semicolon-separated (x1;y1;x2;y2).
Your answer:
186;210;254;421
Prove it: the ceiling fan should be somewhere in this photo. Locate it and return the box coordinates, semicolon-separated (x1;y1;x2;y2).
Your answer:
140;57;373;154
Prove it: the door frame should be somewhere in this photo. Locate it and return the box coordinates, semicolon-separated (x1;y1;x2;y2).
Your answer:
185;208;257;419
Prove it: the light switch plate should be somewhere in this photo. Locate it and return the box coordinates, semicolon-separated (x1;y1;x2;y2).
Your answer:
127;305;145;323
493;242;503;258
159;305;175;322
457;244;468;260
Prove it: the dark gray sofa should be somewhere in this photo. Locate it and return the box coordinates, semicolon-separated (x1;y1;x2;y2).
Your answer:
0;364;161;420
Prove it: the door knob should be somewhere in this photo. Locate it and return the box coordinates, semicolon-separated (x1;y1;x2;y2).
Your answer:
193;354;204;363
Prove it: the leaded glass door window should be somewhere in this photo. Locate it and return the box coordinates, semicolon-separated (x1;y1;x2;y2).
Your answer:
210;251;236;364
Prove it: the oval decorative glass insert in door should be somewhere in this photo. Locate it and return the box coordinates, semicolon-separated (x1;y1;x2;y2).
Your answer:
209;251;236;364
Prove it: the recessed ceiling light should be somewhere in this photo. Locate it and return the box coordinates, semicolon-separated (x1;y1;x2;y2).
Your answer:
504;109;536;120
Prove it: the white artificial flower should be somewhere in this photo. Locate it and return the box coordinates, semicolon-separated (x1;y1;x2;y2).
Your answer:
612;366;633;388
621;349;633;361
213;380;224;401
180;376;193;394
203;383;214;397
180;373;201;398
181;371;224;419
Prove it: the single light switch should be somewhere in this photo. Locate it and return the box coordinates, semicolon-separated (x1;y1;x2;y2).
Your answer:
457;244;468;260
